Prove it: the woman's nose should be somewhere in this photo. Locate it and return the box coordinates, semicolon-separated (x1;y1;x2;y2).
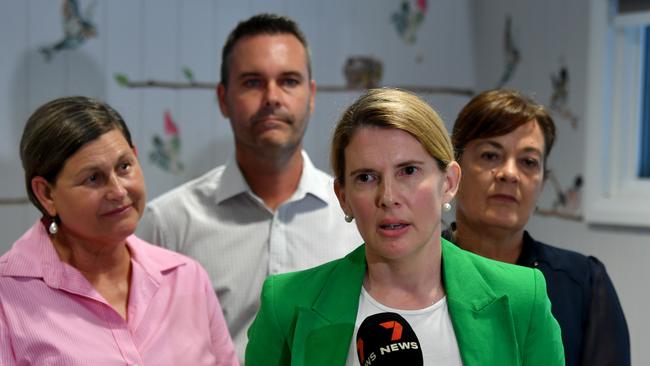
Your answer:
377;178;399;208
106;175;127;200
495;159;519;183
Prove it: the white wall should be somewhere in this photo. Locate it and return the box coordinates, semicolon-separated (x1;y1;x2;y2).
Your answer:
0;0;475;250
472;0;649;364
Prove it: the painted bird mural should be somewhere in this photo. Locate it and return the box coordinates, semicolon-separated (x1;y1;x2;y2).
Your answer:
150;111;184;174
549;172;583;215
391;0;427;44
550;64;579;129
496;15;520;88
41;0;97;62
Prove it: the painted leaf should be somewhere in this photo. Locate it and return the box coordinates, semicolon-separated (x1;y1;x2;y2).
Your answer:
114;73;129;87
182;66;195;82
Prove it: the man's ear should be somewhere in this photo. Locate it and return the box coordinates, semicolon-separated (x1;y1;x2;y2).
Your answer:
334;179;351;216
31;176;57;217
308;79;316;115
443;161;462;202
217;83;229;118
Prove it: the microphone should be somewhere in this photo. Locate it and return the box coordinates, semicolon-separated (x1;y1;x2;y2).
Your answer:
356;312;423;366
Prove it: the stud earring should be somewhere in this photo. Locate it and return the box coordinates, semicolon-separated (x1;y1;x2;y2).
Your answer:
48;221;58;235
344;214;354;223
442;202;452;212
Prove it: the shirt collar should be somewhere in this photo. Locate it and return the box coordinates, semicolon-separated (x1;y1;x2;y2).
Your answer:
292;150;331;203
214;150;332;205
214;156;250;204
442;222;537;266
125;235;186;285
0;221;59;281
516;231;540;267
1;221;186;288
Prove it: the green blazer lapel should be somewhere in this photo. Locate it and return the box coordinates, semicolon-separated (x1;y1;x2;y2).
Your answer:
292;245;367;366
442;240;520;366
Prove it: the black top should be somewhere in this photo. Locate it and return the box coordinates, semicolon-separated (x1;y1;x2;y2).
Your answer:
442;227;630;366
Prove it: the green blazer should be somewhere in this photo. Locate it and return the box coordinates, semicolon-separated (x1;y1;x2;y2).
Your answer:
246;239;564;366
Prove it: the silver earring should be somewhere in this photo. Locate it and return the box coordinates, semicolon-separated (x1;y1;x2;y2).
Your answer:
442;202;452;212
48;221;58;235
344;214;354;223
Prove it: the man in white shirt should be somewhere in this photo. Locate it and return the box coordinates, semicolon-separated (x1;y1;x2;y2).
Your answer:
137;13;362;362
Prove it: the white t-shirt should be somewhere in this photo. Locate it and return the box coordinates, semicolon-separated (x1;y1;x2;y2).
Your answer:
345;287;463;366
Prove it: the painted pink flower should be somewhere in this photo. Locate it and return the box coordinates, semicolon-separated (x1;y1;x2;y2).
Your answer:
164;110;179;135
416;0;427;12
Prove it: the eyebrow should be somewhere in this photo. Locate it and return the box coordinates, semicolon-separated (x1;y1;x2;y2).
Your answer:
347;160;425;177
280;71;305;79
480;141;543;156
237;71;305;80
479;141;504;150
236;72;262;80
396;160;425;168
74;152;134;176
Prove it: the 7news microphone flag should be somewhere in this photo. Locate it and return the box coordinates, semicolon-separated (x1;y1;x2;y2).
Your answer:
356;312;423;365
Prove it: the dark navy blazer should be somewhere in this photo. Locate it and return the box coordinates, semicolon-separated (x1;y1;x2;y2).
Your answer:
443;228;630;366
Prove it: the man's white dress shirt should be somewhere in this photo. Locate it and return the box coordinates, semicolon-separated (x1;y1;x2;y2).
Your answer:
138;151;363;361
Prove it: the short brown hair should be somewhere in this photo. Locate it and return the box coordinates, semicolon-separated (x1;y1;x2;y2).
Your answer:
220;13;311;86
20;96;133;217
452;89;556;165
331;88;453;184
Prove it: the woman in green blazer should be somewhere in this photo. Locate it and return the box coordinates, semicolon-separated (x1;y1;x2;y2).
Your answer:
246;88;564;366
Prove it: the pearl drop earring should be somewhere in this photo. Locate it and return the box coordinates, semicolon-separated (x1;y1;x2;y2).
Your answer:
48;221;58;235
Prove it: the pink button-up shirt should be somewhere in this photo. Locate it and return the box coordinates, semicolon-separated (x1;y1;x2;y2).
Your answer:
0;221;238;366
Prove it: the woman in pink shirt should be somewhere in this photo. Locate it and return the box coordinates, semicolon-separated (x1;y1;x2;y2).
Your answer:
0;96;238;365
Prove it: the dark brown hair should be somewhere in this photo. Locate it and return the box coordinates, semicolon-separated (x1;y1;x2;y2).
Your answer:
452;89;556;166
220;13;311;86
20;96;133;217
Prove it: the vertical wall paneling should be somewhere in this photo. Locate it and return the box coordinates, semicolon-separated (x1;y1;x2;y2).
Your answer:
0;2;28;158
26;0;67;111
64;0;106;99
177;1;228;181
210;0;254;173
249;0;284;16
105;0;144;143
0;1;33;251
285;0;342;172
139;0;184;198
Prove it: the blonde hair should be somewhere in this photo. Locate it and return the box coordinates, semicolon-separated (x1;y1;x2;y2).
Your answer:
331;88;454;184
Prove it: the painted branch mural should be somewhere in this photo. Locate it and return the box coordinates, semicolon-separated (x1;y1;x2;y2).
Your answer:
496;15;520;88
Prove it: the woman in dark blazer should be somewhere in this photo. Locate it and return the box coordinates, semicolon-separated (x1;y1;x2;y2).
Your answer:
446;89;629;366
246;88;564;366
